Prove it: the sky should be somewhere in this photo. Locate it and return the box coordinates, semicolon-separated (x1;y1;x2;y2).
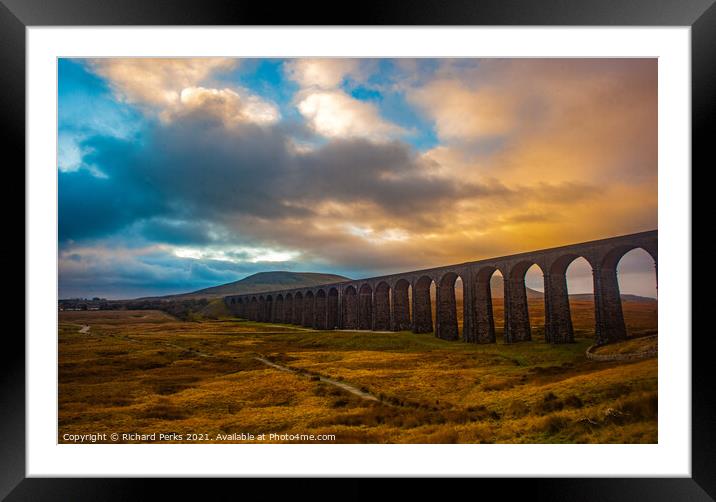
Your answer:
58;58;658;299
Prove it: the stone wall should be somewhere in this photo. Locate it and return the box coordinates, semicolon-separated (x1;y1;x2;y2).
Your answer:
585;335;658;362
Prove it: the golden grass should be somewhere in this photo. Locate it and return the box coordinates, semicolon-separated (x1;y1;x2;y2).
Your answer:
58;300;657;444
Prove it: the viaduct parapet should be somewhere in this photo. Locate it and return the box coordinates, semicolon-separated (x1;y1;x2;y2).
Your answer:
224;230;657;346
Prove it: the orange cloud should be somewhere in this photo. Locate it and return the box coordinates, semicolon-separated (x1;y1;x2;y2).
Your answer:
88;58;238;107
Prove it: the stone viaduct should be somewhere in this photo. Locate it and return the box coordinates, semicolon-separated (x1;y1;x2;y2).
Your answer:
224;230;657;346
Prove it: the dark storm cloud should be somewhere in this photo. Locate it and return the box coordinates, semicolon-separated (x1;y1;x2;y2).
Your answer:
136;218;216;246
291;140;512;217
59;155;165;243
61;109;520;246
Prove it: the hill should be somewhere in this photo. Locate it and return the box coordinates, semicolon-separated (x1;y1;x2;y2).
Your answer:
158;271;351;300
568;293;656;302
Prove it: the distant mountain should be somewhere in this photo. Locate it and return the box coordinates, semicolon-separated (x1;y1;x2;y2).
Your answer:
155;271;351;300
568;293;656;303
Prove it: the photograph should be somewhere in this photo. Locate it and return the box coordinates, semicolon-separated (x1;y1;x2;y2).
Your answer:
57;56;659;445
3;0;709;493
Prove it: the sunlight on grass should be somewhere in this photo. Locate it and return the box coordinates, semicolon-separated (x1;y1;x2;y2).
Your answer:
59;301;657;444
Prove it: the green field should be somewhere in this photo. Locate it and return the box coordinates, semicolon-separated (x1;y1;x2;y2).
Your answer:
58;301;657;444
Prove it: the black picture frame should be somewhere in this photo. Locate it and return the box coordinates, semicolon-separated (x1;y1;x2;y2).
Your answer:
3;0;711;498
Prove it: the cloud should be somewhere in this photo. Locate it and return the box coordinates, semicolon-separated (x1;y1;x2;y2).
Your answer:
175;86;279;126
61;106;605;287
409;59;657;183
57;243;308;299
284;58;362;89
134;218;218;246
58;60;146;173
86;58;280;127
66;114;488;240
284;58;401;140
409;79;517;140
296;90;401;140
87;58;238;107
58;133;86;172
59;151;166;242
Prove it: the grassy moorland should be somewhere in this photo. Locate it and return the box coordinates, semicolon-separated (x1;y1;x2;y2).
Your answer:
58;299;657;444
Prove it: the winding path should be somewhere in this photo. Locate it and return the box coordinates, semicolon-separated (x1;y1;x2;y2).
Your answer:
254;356;380;402
73;322;381;403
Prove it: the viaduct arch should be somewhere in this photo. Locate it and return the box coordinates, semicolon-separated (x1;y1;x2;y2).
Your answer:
224;230;657;346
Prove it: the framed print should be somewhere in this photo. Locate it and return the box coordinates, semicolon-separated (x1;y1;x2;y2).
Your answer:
4;0;713;498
